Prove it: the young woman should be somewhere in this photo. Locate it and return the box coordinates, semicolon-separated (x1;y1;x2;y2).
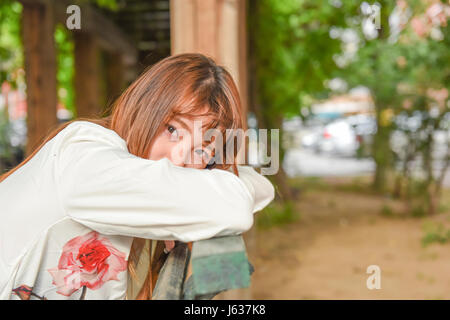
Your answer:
0;53;275;300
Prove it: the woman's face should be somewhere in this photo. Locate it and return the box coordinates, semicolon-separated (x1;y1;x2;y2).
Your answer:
148;113;218;169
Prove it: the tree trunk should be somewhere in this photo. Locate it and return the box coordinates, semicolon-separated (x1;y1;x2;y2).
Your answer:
427;135;450;216
372;106;392;193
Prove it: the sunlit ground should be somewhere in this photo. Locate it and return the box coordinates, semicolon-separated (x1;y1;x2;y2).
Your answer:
220;176;450;300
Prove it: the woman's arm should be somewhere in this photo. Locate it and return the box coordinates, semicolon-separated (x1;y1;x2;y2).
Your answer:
234;165;276;214
55;123;274;243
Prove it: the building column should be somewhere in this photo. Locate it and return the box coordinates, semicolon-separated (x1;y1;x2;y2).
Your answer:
74;32;102;118
21;2;58;156
104;52;126;110
170;0;248;118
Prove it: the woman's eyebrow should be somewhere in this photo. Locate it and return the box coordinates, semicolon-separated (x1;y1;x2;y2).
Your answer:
172;118;190;131
173;117;217;147
175;115;215;129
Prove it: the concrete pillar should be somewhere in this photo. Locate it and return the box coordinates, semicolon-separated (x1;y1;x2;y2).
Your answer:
170;0;248;117
170;0;252;300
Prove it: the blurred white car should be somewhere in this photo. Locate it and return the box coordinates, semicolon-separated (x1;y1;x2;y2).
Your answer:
316;119;358;156
300;125;324;149
310;115;376;157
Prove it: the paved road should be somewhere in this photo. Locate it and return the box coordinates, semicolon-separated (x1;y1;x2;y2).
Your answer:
283;148;450;188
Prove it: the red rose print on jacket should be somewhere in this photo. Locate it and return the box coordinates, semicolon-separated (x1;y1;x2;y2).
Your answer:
48;231;127;297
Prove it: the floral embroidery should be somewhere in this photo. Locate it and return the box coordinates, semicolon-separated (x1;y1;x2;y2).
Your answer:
47;231;127;298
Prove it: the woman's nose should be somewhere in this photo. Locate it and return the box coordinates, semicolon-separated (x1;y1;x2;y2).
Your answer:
167;135;192;167
169;141;206;169
167;128;207;168
168;145;187;167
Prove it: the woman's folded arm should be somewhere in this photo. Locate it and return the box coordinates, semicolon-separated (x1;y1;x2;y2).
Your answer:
55;127;273;242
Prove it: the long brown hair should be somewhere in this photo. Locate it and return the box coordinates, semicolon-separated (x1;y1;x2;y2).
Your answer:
0;53;246;299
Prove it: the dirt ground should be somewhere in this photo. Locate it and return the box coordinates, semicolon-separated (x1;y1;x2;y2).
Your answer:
219;177;450;300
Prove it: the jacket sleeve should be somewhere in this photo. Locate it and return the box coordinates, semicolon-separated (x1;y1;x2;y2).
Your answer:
234;165;275;213
55;122;274;242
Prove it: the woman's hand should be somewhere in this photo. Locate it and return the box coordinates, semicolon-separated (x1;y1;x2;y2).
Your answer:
164;240;175;253
164;240;193;253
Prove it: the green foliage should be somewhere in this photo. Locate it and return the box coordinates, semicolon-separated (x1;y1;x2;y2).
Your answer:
256;200;298;229
0;0;23;88
335;1;449;211
0;0;117;116
412;205;427;218
92;0;118;11
380;204;393;217
341;14;450;107
0;109;13;161
421;221;450;247
55;24;75;115
250;0;361;120
288;176;326;191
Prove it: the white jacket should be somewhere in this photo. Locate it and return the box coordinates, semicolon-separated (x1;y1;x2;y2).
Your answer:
0;120;275;300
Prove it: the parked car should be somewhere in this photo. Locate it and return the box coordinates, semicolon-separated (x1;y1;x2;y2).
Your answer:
303;114;376;157
315;119;358;156
300;113;340;149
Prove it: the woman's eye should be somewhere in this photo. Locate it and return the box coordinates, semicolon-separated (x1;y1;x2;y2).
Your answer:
166;124;178;139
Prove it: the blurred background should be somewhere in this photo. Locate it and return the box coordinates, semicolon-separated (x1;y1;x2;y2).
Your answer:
0;0;449;299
